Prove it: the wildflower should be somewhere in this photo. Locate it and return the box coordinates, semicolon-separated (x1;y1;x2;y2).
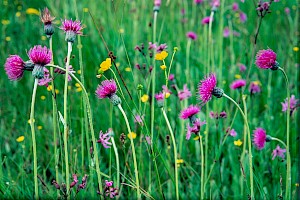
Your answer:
154;0;161;6
198;73;223;103
249;81;261;94
28;45;52;79
194;0;203;4
253;127;271;150
141;94;149;102
178;84;191;101
97;129;112;148
234;139;242;146
227;128;237;137
40;96;46;100
70;174;78;188
239;12;247;23
272;145;286;160
281;95;299;115
127;132;137;139
186;31;197;40
160;65;167;70
52;180;60;189
26;8;39;15
155;92;165;107
1;19;10;25
156;43;168;52
148;42;157;50
134;115;144;126
38;68;52;86
104;180;119;198
186;119;206;140
255;49;278;70
40;7;55;37
60;19;83;43
155;51;168;60
238;63;247;72
211;0;220;9
96;79;121;106
223;27;230;38
209;111;218;119
54;65;75;81
4;55;25;80
180;105;200;121
201;16;211;25
37;126;43;130
99;58;112;74
77;174;88;191
219;111;227;118
232;2;239;11
284;7;290;15
293;47;299;52
230;79;246;90
145;136;152;145
16;136;25;142
169;74;175;81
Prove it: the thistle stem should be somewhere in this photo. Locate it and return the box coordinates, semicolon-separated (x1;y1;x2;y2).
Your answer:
223;93;254;199
161;108;179;200
117;104;141;199
63;42;72;198
30;79;39;200
271;137;287;149
278;67;291;200
111;137;120;189
199;134;204;200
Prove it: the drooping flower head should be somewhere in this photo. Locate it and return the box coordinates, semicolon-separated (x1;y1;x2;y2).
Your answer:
198;73;223;103
272;145;286;160
255;49;278;70
4;55;25;80
96;79;121;105
253;128;271;150
60;19;83;43
180;105;200;121
40;7;55;37
28;45;52;79
230;79;246;90
186;32;197;40
97;129;112;149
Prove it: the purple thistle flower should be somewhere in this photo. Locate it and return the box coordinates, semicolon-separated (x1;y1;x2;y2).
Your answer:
96;79;117;99
211;0;220;8
249;82;261;94
194;0;203;4
154;0;161;6
230;79;246;90
201;16;212;25
272;145;286;160
255;49;278;70
281;95;299;115
232;2;239;11
180;105;200;120
97;129;112;148
4;55;25;80
169;74;175;81
198;73;223;103
186;32;197;40
239;12;247;23
60;19;83;42
253;127;267;150
28;45;52;66
178;84;192;101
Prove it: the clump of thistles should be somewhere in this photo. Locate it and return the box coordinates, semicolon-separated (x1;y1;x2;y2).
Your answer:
252;127;271;150
96;79;121;106
40;7;55;37
60;19;83;43
255;49;279;70
198;73;223;104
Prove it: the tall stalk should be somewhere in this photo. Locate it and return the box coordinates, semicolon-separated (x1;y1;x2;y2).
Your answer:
30;79;39;199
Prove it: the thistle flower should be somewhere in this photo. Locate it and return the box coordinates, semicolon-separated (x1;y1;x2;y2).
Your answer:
255;49;278;70
201;16;211;25
60;19;83;43
4;55;25;80
96;79;118;98
238;63;247;72
230;79;246;90
154;0;161;6
239;12;247;23
198;73;223;103
28;45;52;79
40;7;55;37
249;81;261;94
232;3;239;11
186;32;197;40
253;128;270;150
97;129;112;149
180;105;200;121
194;0;203;4
178;84;192;101
281;95;299;115
272;145;286;160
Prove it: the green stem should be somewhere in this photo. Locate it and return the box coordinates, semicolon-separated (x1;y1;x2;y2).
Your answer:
199;134;204;200
30;79;38;200
278;67;291;200
185;39;191;87
117;104;141;199
63;42;72;198
223;93;254;199
111;137;120;190
161;108;179;200
208;11;215;73
271;137;287;149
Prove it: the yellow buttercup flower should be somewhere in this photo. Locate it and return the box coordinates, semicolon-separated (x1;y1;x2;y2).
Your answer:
1;20;10;25
5;37;11;42
16;136;25;142
235;74;241;79
77;70;81;74
26;8;40;15
141;94;149;103
193;135;201;140
99;58;112;73
234;139;243;146
47;85;52;91
37;126;43;130
127;132;137;139
125;67;131;72
16;12;21;17
155;51;168;60
293;47;299;52
160;65;167;70
55;89;59;94
41;96;46;100
165;92;171;99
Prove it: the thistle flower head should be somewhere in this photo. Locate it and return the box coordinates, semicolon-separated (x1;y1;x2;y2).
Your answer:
60;19;83;42
4;55;25;80
180;105;200;120
201;16;212;25
194;0;203;4
198;73;223;103
255;49;278;70
253;127;269;150
232;3;239;11
96;79;118;99
28;45;52;66
186;31;197;40
230;79;246;90
40;7;55;24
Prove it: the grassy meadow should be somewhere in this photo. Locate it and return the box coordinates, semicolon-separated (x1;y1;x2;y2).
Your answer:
0;0;299;199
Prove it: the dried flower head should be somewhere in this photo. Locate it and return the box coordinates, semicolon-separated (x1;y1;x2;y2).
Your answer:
40;7;55;37
4;55;25;80
255;49;278;70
